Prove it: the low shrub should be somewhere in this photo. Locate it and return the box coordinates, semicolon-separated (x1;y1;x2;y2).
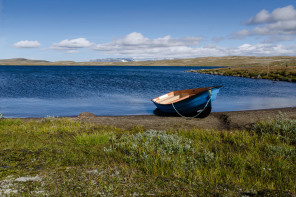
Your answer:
265;144;296;160
252;113;296;144
105;130;215;179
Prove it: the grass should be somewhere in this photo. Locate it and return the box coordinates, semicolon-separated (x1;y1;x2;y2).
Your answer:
74;132;112;146
0;116;295;196
191;64;296;82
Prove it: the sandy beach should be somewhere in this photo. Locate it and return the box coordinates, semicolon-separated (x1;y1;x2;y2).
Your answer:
66;107;296;130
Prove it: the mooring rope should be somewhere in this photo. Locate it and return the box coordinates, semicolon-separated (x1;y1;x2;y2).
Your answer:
171;90;212;119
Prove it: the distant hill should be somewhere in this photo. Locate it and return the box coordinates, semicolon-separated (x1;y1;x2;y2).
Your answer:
90;58;134;62
0;58;50;65
123;56;296;67
0;56;295;66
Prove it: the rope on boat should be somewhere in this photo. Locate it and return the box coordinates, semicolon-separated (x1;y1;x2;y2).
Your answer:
171;89;212;119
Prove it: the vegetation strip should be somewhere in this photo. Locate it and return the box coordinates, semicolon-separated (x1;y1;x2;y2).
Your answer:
0;115;295;196
189;64;296;82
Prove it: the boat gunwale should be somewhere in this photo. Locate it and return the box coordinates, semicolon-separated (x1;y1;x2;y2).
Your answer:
152;86;222;106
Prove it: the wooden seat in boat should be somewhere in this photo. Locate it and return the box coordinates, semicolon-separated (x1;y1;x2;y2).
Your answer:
157;93;194;104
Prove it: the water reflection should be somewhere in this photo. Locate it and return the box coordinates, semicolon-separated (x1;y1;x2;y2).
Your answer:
213;96;296;112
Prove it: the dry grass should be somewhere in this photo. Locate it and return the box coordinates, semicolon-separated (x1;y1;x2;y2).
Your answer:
191;64;296;82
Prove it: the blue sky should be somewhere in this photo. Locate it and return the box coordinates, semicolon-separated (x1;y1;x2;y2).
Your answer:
0;0;295;61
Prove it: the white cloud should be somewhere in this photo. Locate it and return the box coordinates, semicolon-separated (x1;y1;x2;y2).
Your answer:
247;5;296;25
235;5;296;41
119;32;149;45
13;40;41;48
65;50;79;54
247;9;271;24
252;20;296;35
230;43;295;56
52;38;92;50
49;32;296;60
263;35;293;43
272;5;296;21
91;32;203;59
90;32;296;59
92;32;203;51
233;29;251;37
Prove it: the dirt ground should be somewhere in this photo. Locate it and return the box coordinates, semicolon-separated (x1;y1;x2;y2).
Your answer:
69;107;296;130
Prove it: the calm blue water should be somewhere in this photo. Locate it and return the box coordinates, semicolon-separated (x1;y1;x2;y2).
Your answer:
0;66;295;118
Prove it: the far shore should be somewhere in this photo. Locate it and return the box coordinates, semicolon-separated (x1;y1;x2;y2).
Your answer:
18;107;296;130
1;56;296;67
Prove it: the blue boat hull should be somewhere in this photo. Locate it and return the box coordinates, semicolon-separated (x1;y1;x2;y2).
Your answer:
152;86;221;116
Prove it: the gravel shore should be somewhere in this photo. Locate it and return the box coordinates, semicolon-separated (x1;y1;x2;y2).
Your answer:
68;107;296;130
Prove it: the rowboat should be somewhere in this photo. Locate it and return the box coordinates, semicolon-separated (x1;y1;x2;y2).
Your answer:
152;86;222;117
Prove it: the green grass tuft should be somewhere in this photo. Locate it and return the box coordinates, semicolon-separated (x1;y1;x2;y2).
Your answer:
74;132;112;146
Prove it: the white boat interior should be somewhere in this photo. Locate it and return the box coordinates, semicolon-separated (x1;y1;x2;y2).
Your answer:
153;93;192;104
152;87;211;104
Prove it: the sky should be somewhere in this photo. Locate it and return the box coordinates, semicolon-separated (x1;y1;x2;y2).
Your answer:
0;0;296;61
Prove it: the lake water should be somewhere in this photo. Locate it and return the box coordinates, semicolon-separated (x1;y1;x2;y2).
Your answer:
0;66;295;118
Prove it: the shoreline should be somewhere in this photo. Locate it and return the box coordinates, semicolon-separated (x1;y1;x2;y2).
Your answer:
19;107;296;130
189;65;296;83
